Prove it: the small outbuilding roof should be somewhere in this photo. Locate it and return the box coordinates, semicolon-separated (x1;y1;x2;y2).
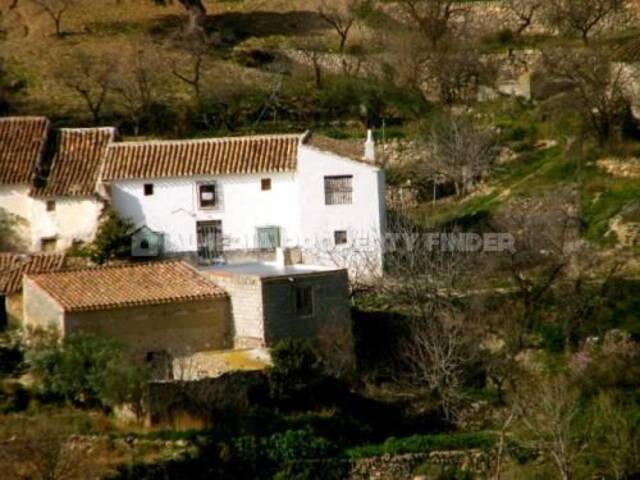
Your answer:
0;116;50;185
102;134;302;181
26;260;227;312
0;253;65;295
31;127;116;197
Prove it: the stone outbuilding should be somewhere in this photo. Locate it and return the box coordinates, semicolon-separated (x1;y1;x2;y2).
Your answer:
23;260;231;357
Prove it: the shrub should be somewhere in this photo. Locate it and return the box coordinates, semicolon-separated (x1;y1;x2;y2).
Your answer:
0;333;25;376
84;209;133;264
539;323;566;354
268;339;321;402
26;331;149;416
231;428;340;479
345;432;497;459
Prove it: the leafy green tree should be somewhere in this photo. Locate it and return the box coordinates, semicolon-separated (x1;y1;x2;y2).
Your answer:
0;207;25;251
85;209;133;264
27;331;149;418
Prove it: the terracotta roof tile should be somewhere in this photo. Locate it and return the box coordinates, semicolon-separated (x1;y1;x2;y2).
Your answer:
31;128;116;197
26;260;227;312
102;134;302;181
0;117;50;185
0;253;65;295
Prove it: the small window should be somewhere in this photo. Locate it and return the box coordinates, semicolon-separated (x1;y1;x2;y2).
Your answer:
294;286;313;316
144;183;154;196
198;183;217;209
257;226;281;249
140;239;150;250
324;175;353;205
40;237;57;252
46;200;56;212
334;230;348;245
261;178;272;191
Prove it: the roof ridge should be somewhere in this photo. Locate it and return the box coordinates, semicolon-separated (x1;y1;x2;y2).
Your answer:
26;259;185;278
0;116;49;122
108;132;304;148
58;127;117;134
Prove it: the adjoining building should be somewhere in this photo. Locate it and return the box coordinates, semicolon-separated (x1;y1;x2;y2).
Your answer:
21;254;352;380
29;127;116;252
0;253;65;328
0;117;114;252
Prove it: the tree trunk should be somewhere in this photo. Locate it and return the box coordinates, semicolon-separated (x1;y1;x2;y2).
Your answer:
178;0;207;34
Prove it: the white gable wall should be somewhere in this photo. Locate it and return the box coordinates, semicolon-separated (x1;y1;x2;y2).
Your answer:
296;145;385;275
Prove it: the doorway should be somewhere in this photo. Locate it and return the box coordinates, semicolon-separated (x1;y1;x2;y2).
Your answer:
196;220;223;263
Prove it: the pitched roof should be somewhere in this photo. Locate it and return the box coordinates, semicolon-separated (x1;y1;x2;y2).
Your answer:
302;132;378;165
26;260;227;312
102;134;302;181
0;117;50;185
0;253;65;295
31;128;116;197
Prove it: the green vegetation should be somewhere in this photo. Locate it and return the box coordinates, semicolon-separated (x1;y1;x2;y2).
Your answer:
345;432;497;459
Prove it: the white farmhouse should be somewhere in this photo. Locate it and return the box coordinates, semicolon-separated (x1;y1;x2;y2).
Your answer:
102;131;385;274
0;116;113;252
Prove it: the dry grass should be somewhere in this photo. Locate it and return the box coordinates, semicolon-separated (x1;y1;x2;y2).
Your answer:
1;0;335;123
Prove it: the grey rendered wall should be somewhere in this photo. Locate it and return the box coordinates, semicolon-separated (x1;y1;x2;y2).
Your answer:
261;270;351;346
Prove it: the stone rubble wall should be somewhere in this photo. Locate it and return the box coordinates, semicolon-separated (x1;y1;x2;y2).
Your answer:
348;449;493;480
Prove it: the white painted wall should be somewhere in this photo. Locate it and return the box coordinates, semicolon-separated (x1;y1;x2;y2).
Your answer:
29;197;104;251
110;172;301;253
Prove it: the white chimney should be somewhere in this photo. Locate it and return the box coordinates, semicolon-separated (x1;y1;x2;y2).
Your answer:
364;129;375;163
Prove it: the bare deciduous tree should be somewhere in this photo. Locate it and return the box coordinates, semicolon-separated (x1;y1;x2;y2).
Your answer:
543;47;633;145
397;0;468;48
113;46;165;135
495;190;580;348
425;115;496;197
505;0;543;36
514;373;585;480
318;0;365;52
169;33;213;110
383;211;479;419
59;52;116;124
30;0;77;37
543;0;630;43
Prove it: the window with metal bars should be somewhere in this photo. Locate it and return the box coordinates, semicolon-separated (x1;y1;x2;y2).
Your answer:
324;175;353;205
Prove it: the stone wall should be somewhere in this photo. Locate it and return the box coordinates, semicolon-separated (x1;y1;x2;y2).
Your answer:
348;450;493;480
22;278;65;332
207;273;265;347
64;297;231;356
262;270;351;346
